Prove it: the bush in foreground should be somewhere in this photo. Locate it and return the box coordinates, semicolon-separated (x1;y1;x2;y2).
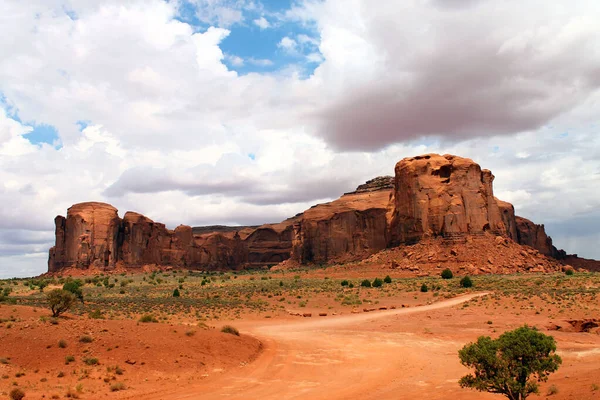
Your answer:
420;283;428;293
360;279;372;288
46;289;76;317
459;325;561;400
372;278;384;288
221;325;240;336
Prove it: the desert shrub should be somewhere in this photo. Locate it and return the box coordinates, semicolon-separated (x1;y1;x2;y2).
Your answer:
360;279;372;288
348;283;355;288
384;275;392;284
46;289;76;317
459;325;561;399
420;283;428;293
58;339;68;348
65;355;75;364
83;357;99;365
79;335;93;343
372;278;384;288
221;325;240;336
460;276;473;288
172;288;180;297
9;388;25;400
63;281;83;302
341;280;349;286
110;382;127;392
565;269;574;276
139;314;158;323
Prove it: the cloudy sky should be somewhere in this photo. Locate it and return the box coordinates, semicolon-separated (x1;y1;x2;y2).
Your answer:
1;0;599;278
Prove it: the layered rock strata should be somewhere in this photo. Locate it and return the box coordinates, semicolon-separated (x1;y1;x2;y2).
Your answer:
48;154;595;273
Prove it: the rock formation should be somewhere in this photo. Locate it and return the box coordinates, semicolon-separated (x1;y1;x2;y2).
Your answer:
48;154;597;274
387;154;506;246
291;189;390;264
48;202;121;272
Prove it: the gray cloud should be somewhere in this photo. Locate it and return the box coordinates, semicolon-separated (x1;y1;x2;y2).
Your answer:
312;0;600;151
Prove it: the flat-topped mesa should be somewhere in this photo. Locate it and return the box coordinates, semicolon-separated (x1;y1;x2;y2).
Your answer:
387;154;507;246
48;202;121;272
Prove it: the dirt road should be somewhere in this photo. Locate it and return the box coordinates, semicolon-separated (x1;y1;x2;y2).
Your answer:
137;293;500;400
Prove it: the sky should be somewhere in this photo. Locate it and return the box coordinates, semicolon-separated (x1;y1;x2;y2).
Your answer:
0;0;599;278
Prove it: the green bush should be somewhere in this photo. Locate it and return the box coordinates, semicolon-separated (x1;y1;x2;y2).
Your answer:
372;278;383;288
341;280;349;286
565;269;574;276
172;288;181;297
360;279;372;288
221;325;240;336
420;283;428;292
63;280;83;302
384;275;392;284
460;276;473;288
459;325;561;399
441;269;454;279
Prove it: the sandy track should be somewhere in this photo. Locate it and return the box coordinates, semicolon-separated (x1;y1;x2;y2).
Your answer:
136;293;495;400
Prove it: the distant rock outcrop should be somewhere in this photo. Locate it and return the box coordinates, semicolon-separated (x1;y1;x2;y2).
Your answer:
48;154;597;274
387;154;506;246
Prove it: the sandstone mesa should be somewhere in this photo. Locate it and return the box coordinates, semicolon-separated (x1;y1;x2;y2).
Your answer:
47;154;597;274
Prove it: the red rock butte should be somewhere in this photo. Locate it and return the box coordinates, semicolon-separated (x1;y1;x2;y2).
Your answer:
48;154;597;274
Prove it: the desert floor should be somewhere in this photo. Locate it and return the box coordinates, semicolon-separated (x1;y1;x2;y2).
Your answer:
1;268;599;399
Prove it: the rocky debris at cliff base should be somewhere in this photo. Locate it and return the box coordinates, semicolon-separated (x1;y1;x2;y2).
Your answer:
350;234;566;276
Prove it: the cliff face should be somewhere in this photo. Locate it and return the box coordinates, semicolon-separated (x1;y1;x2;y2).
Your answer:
49;204;249;272
291;190;390;264
48;202;121;272
515;216;564;259
387;154;506;246
47;154;594;273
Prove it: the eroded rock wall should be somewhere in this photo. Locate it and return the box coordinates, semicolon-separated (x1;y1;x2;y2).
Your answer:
387;154;506;246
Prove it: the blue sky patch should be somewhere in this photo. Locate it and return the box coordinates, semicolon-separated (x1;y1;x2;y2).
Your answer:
23;123;60;146
174;0;323;76
76;120;91;132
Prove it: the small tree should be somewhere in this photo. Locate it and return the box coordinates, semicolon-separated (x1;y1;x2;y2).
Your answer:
46;289;76;317
441;268;453;279
383;275;392;284
458;325;562;400
420;283;428;292
372;278;384;287
360;279;372;288
460;276;473;288
172;288;181;297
